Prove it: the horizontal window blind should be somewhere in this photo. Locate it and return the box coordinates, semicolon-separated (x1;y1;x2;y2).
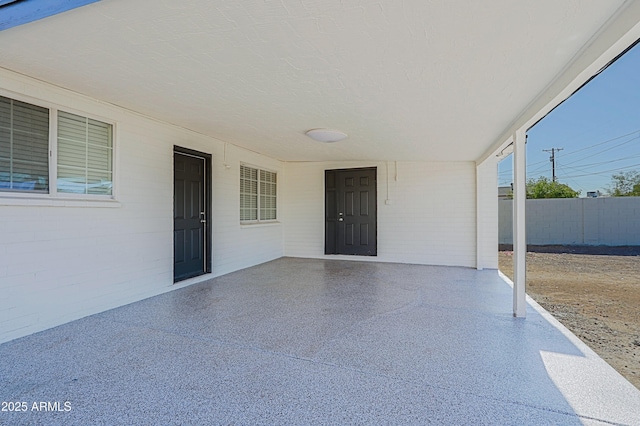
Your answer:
240;165;276;222
57;111;113;195
260;169;277;221
0;95;49;192
240;164;258;221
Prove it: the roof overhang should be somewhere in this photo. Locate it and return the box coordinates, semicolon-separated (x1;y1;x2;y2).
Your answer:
1;0;639;163
481;0;640;164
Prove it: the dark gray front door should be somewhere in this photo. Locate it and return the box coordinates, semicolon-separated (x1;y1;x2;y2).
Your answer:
174;149;209;281
325;167;377;256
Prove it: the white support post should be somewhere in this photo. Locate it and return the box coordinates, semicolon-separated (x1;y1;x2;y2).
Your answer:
512;129;527;317
476;163;482;270
476;156;499;271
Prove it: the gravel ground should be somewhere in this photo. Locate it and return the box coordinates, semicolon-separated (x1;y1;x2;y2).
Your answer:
499;250;640;390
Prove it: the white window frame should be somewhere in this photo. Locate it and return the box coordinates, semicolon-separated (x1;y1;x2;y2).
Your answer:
0;90;118;207
240;163;278;224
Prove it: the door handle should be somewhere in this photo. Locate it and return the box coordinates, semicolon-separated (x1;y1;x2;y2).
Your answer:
200;212;206;223
338;212;343;222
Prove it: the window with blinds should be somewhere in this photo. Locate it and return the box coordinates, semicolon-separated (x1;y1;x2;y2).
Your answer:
240;164;277;222
0;94;114;197
57;111;113;195
240;164;258;221
0;95;50;192
260;169;277;221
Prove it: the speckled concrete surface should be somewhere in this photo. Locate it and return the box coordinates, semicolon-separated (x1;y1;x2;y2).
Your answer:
1;258;639;425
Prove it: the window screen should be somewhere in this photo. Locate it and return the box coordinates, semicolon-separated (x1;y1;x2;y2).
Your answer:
0;95;50;192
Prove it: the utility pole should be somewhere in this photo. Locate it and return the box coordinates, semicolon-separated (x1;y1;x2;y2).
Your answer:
543;148;563;182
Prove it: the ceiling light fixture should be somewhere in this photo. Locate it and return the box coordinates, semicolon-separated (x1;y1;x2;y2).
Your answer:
305;128;348;143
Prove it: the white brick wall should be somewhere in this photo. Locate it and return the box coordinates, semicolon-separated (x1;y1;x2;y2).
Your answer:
0;69;283;343
283;160;478;267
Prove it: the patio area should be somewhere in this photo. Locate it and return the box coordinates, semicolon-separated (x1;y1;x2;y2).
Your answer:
1;257;639;425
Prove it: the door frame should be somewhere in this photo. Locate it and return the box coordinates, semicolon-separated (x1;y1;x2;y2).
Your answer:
325;166;377;256
173;146;212;282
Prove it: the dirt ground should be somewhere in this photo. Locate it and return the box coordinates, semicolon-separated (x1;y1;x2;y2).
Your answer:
498;250;640;390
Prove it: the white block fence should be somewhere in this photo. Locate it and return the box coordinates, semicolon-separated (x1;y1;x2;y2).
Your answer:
499;197;640;246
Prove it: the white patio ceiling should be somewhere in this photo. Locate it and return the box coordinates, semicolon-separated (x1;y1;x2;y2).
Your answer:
0;0;636;162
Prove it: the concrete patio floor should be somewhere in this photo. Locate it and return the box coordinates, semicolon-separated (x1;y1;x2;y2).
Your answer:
1;258;639;425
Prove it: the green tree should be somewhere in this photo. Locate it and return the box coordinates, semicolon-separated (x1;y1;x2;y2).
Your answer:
607;171;640;196
526;176;580;199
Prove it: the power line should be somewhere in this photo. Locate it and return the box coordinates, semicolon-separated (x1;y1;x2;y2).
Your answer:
560;134;640;167
498;156;551;174
497;133;639;176
560;162;640;179
556;153;640;171
561;174;586;193
498;158;553;176
552;129;640;159
555;165;599;192
498;130;640;186
499;154;639;179
527;162;556;177
558;163;609;176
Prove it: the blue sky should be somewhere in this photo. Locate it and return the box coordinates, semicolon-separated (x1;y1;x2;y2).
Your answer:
498;41;640;195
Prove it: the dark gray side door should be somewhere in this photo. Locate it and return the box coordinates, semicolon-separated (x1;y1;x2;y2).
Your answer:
174;149;210;281
325;167;377;256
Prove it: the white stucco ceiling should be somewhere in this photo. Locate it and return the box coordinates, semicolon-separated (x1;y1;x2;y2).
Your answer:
0;0;636;162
